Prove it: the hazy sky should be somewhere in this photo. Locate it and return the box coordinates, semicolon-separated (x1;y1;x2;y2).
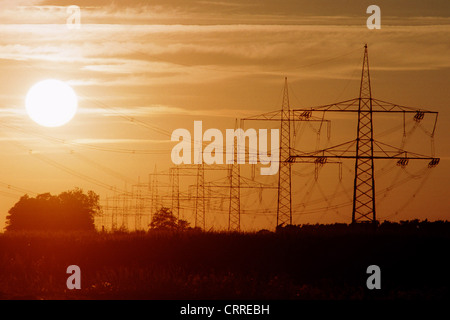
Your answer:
0;0;449;231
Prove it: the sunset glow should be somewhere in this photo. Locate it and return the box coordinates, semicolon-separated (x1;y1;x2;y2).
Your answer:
0;0;449;304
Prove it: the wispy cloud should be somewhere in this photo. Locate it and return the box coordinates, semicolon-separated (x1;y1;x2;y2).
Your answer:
0;2;449;125
71;138;170;144
2;23;448;93
0;107;27;117
78;104;261;118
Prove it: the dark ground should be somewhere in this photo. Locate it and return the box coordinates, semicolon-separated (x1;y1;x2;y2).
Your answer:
0;220;449;300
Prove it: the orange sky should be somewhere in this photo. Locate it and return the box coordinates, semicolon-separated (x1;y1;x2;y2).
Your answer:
0;0;449;231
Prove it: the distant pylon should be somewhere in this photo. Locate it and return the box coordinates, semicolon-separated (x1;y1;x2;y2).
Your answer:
134;181;144;230
228;119;241;232
151;165;158;216
121;191;129;230
171;167;180;220
112;186;118;230
352;44;376;223
277;77;292;226
195;163;206;229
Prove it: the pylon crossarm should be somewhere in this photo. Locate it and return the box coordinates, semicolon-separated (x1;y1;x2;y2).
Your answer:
371;99;439;114
291;98;439;114
242;110;282;120
240;175;278;188
288;139;439;163
289;140;357;161
242;110;328;122
291;98;360;113
289;155;439;161
373;140;438;161
178;164;229;171
288;159;342;164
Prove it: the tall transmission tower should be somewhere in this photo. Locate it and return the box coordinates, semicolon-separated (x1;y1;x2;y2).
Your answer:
288;44;440;224
195;163;206;229
229;120;241;231
277;78;292;226
354;44;376;222
242;82;331;227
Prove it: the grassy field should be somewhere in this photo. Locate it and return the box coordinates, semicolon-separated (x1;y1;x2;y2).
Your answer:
0;221;449;300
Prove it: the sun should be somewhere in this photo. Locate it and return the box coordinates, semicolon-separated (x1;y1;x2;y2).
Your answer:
25;79;78;127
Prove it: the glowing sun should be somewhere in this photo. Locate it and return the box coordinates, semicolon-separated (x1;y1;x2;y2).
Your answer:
26;79;78;127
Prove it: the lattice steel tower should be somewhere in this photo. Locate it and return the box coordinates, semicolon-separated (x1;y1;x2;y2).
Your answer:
242;78;330;228
229;120;241;231
288;44;440;224
353;44;376;223
277;77;292;226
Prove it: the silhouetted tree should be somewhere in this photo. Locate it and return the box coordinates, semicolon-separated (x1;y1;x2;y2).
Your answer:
149;207;191;231
5;188;100;232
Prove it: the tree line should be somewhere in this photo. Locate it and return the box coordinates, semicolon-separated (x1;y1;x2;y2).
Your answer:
4;188;191;232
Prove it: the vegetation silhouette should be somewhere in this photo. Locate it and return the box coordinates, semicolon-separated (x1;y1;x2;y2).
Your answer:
5;188;100;232
149;207;191;231
0;218;449;299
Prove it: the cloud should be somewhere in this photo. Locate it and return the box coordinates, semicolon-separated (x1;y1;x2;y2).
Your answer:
71;138;170;144
0;5;448;121
2;1;450;26
0;107;26;117
0;22;448;95
77;105;260;119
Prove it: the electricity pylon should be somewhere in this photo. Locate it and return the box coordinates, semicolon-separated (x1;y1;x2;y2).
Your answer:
229;119;241;231
195;163;206;229
277;78;292;226
242;81;331;227
170;167;180;219
163;164;229;229
288;44;440;224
